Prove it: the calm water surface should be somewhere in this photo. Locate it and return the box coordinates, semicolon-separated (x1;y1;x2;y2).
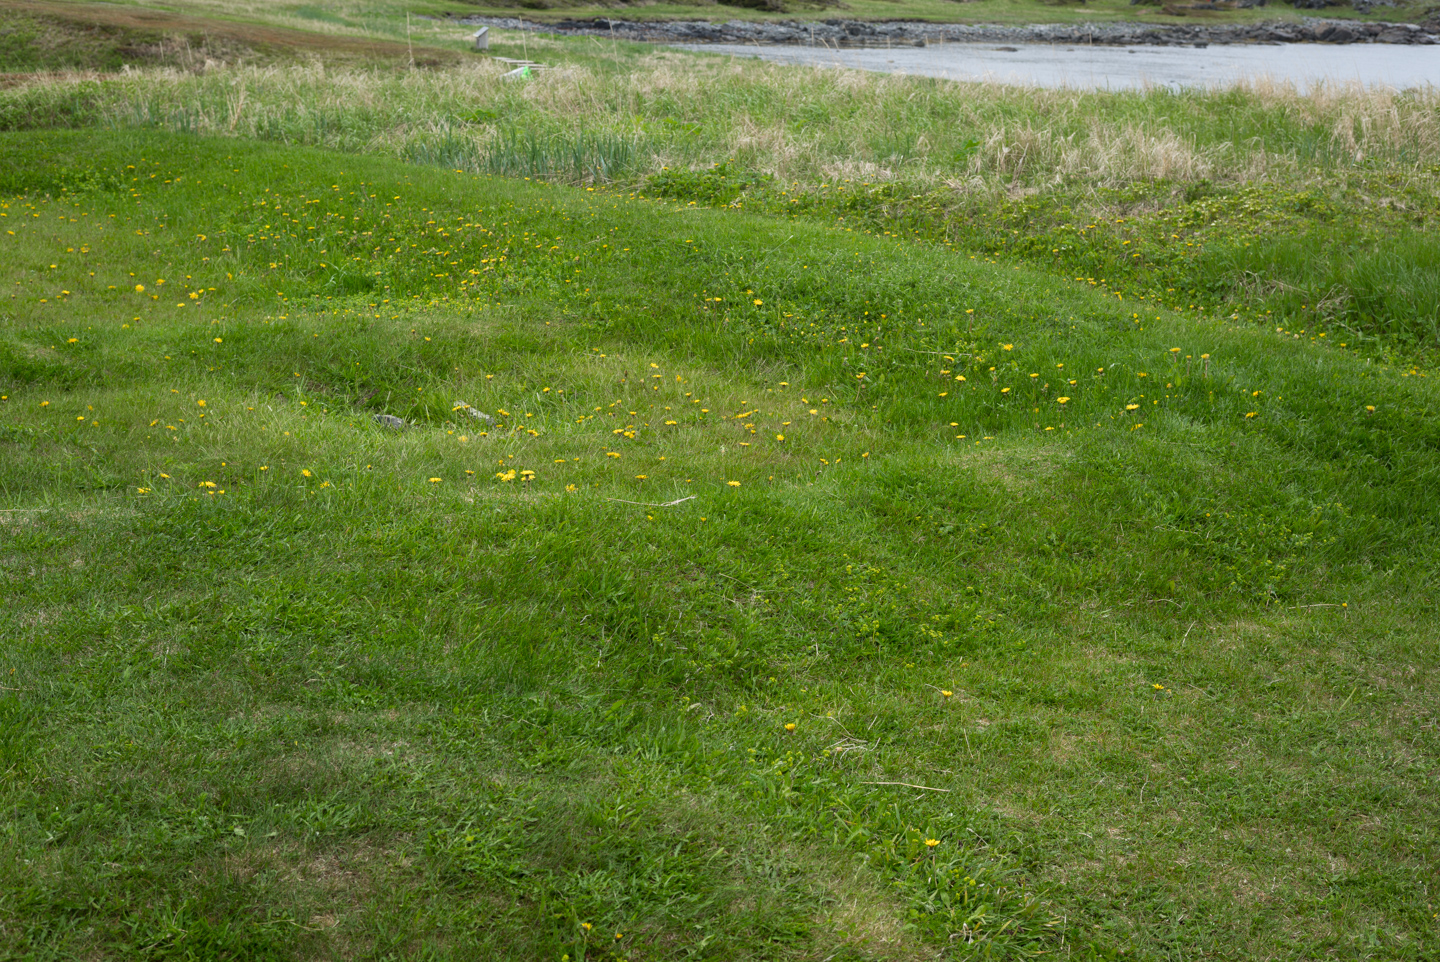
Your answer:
680;42;1440;90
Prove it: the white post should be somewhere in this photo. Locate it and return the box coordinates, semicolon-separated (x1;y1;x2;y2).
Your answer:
473;27;490;51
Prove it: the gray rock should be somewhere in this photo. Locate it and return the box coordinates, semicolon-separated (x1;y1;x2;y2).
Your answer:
452;401;496;424
373;414;406;430
457;13;1439;47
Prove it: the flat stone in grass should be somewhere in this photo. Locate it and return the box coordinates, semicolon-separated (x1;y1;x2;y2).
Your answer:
453;401;495;424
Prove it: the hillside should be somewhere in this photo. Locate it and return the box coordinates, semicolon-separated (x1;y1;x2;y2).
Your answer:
2;5;1439;959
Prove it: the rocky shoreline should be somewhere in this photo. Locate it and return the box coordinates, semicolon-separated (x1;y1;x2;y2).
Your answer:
457;14;1437;47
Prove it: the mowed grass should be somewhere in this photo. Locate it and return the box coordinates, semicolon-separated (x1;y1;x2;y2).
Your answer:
2;128;1440;960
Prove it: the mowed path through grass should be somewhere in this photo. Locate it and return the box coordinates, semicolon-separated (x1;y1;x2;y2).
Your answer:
2;130;1438;960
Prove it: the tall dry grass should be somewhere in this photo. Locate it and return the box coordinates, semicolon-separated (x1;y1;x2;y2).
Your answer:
5;43;1438;193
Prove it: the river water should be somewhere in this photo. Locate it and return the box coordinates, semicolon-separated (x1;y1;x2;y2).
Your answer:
678;41;1440;91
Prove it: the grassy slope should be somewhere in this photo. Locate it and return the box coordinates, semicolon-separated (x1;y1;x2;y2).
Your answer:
2;128;1439;960
22;0;1433;32
0;0;464;72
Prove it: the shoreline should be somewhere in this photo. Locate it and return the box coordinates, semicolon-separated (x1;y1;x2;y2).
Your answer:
455;14;1438;47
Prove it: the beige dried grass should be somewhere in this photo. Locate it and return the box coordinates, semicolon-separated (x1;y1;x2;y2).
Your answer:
10;45;1438;195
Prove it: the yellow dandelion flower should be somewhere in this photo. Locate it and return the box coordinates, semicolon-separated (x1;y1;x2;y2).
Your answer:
727;480;741;487
925;839;939;848
784;722;796;731
1125;404;1140;411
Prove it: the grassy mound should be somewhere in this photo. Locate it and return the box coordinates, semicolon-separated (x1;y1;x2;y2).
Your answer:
6;40;1434;356
2;127;1437;959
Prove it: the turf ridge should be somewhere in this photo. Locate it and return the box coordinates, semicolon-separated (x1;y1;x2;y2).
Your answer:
1;129;1438;960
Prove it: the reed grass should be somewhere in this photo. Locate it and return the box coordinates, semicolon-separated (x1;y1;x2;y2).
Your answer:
47;52;1435;190
5;29;1436;192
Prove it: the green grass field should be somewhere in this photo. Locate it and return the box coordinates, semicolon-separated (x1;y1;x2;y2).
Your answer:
3;3;1440;960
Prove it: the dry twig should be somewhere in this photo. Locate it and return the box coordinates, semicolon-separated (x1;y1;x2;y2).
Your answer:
604;496;696;507
860;780;951;793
